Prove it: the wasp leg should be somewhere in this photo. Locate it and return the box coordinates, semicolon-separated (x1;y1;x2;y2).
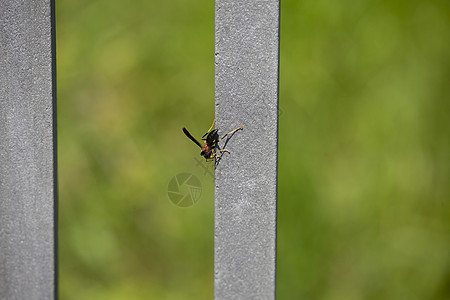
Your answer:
202;118;216;138
216;149;230;154
210;149;230;160
210;149;229;159
218;126;243;142
211;149;231;166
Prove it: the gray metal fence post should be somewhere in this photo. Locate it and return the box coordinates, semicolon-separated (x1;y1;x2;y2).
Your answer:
214;0;280;298
0;0;57;299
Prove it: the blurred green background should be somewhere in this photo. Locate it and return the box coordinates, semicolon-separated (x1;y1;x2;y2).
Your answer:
57;0;449;299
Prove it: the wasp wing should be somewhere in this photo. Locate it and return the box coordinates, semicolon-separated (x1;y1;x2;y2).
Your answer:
183;128;203;149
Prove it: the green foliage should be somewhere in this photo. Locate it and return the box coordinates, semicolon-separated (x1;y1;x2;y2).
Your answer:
57;0;449;298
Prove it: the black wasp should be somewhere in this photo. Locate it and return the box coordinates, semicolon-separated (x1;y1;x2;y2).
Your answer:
183;119;242;161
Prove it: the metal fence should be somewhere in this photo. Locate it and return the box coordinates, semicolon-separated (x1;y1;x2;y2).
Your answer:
0;0;279;298
215;0;280;298
0;0;57;299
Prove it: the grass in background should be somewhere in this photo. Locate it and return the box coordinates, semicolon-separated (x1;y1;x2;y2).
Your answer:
57;0;449;298
278;1;449;299
57;0;215;299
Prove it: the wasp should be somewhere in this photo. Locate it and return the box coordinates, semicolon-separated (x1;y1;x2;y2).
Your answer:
183;119;243;161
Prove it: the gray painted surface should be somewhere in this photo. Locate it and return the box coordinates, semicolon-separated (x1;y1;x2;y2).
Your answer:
0;0;57;299
215;0;279;299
